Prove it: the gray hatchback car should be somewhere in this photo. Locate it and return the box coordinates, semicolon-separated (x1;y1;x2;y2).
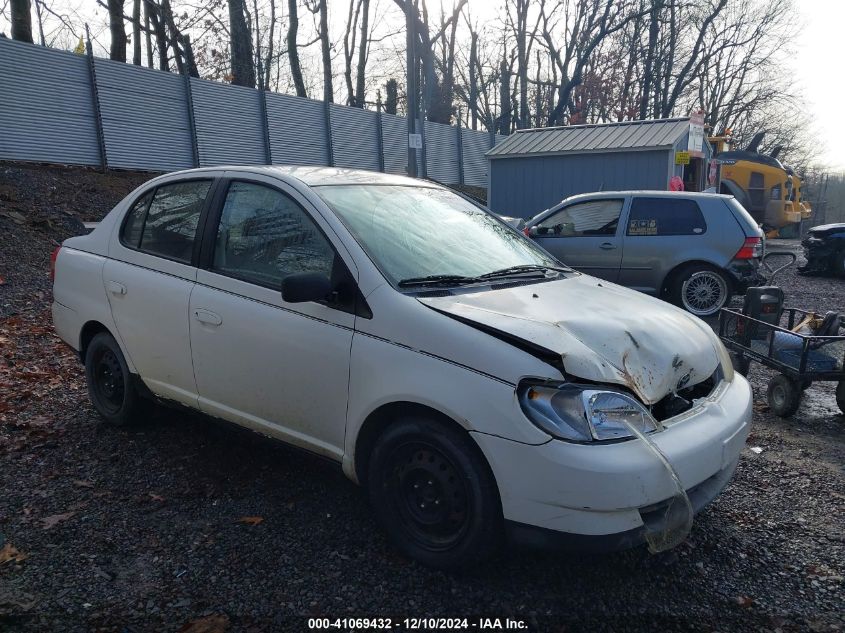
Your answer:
524;191;765;316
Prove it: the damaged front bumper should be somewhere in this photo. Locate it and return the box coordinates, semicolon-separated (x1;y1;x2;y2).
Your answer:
471;374;752;552
799;239;838;273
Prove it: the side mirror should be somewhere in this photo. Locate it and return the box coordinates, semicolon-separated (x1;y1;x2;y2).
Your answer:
281;272;332;304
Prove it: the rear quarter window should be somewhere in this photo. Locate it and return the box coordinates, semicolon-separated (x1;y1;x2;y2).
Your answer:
627;197;707;236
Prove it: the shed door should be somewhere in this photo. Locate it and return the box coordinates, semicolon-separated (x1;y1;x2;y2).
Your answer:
530;198;625;281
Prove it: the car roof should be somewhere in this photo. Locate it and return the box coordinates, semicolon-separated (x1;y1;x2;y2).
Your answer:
156;165;434;188
561;190;731;202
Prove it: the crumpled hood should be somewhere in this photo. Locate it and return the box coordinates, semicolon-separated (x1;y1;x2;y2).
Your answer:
418;275;720;404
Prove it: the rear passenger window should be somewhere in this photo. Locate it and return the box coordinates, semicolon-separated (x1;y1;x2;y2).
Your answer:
129;180;211;263
121;191;153;247
627;198;707;236
211;181;335;288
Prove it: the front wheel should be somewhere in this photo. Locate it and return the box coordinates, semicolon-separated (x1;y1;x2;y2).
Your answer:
767;374;801;417
367;416;502;569
669;265;730;317
836;381;845;415
84;332;143;425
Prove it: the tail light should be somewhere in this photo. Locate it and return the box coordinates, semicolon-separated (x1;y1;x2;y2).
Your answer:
734;237;762;260
50;246;61;280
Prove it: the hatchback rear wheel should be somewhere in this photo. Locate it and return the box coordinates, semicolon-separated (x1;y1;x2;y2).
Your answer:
84;332;143;425
367;415;501;569
669;265;730;317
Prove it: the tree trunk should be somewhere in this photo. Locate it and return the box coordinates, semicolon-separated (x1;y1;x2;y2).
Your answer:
145;1;169;71
229;0;256;87
132;0;142;65
108;0;127;62
144;0;153;67
499;58;511;135
353;0;370;107
468;30;478;130
287;0;307;97
11;0;34;43
317;0;332;101
638;0;663;120
385;78;398;114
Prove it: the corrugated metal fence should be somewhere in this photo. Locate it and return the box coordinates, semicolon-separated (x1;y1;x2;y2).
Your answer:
0;37;506;187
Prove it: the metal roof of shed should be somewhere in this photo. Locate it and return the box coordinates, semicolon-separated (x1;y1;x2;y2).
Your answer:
487;117;691;159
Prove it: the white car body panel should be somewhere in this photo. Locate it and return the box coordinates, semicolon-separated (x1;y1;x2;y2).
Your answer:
419;275;721;405
51;166;753;545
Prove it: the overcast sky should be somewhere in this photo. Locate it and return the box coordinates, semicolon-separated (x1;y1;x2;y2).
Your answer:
1;0;843;172
793;0;845;170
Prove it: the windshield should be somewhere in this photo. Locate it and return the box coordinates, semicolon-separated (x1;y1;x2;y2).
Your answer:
315;184;560;286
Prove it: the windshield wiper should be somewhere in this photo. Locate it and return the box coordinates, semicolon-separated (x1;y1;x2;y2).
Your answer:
397;274;482;288
479;264;570;279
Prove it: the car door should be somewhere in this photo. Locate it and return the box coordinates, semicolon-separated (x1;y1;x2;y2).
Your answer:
618;196;708;294
529;197;626;281
104;177;217;407
189;176;357;460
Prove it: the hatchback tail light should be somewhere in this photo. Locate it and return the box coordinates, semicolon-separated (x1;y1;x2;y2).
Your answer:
734;237;762;260
50;246;61;280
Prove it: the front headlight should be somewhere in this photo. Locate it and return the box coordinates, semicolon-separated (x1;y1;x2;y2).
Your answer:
517;381;661;443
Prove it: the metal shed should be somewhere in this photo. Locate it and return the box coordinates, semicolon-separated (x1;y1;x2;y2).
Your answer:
487;118;712;218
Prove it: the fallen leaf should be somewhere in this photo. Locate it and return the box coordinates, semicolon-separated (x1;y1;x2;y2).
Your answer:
236;516;263;526
148;493;165;502
0;275;5;285
179;614;230;633
73;479;94;488
41;511;76;530
0;543;28;565
735;595;754;608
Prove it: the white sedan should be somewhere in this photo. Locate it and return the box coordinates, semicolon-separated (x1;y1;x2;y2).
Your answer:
51;166;751;569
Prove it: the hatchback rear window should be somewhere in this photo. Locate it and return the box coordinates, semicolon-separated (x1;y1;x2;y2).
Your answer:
627;197;706;236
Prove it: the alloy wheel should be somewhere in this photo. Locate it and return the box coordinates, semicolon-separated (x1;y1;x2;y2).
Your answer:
681;270;728;316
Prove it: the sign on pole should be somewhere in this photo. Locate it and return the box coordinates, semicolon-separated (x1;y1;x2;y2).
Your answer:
688;111;705;157
408;133;423;149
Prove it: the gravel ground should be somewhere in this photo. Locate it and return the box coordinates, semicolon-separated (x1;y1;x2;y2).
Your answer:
0;163;843;632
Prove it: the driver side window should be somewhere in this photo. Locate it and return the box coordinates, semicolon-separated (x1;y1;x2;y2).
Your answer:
535;199;623;237
211;181;335;289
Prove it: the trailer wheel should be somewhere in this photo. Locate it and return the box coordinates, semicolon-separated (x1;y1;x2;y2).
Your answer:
836;381;845;415
767;374;801;417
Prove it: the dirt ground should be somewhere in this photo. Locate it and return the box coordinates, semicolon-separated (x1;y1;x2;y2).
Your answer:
0;162;843;632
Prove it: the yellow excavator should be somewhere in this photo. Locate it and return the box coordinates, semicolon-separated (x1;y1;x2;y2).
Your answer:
709;132;809;237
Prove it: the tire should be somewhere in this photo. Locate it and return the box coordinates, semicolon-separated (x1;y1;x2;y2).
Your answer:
837;381;845;415
833;250;845;277
84;332;143;425
730;352;751;376
767;374;801;417
668;264;730;318
367;415;502;570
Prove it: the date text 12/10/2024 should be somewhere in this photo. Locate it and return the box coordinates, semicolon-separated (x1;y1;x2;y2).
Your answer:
307;617;530;630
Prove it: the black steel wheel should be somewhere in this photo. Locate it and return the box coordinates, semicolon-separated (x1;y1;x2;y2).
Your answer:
836;381;845;415
767;374;801;417
84;332;142;425
834;250;845;277
367;415;502;569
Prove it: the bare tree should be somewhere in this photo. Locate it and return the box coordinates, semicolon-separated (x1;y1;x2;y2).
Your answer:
287;0;307;97
385;78;398;114
107;0;126;61
306;0;332;101
229;0;255;86
11;0;34;43
131;0;141;65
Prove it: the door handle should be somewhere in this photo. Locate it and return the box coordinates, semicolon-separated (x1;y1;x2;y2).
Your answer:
599;242;617;250
193;308;222;326
106;280;127;295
